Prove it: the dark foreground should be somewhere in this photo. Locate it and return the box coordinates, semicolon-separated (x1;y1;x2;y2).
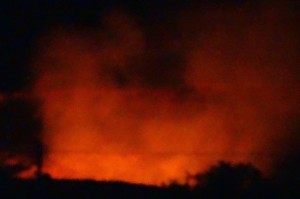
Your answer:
1;162;299;199
0;177;297;199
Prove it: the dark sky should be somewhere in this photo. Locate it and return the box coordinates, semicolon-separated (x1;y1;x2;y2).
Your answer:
0;0;250;92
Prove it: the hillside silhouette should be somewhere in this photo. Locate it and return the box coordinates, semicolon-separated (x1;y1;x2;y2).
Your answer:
1;161;298;199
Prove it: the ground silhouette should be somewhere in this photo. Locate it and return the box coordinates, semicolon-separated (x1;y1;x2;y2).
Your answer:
0;161;298;199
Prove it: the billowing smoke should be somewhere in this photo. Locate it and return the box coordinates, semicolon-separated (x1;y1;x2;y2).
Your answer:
30;1;299;184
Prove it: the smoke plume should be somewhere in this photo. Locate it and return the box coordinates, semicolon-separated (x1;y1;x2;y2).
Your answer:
30;1;299;184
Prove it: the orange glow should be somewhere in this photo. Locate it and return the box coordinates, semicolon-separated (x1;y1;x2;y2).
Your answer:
31;4;299;185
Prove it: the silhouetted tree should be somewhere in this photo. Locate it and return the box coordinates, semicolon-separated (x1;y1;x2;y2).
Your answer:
0;98;44;178
191;161;264;199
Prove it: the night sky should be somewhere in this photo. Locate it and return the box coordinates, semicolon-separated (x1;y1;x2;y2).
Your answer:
0;0;299;185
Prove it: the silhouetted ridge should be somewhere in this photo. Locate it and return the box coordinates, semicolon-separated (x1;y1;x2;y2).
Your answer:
1;161;298;199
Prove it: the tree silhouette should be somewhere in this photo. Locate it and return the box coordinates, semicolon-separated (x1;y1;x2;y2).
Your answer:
191;161;264;199
0;98;44;178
